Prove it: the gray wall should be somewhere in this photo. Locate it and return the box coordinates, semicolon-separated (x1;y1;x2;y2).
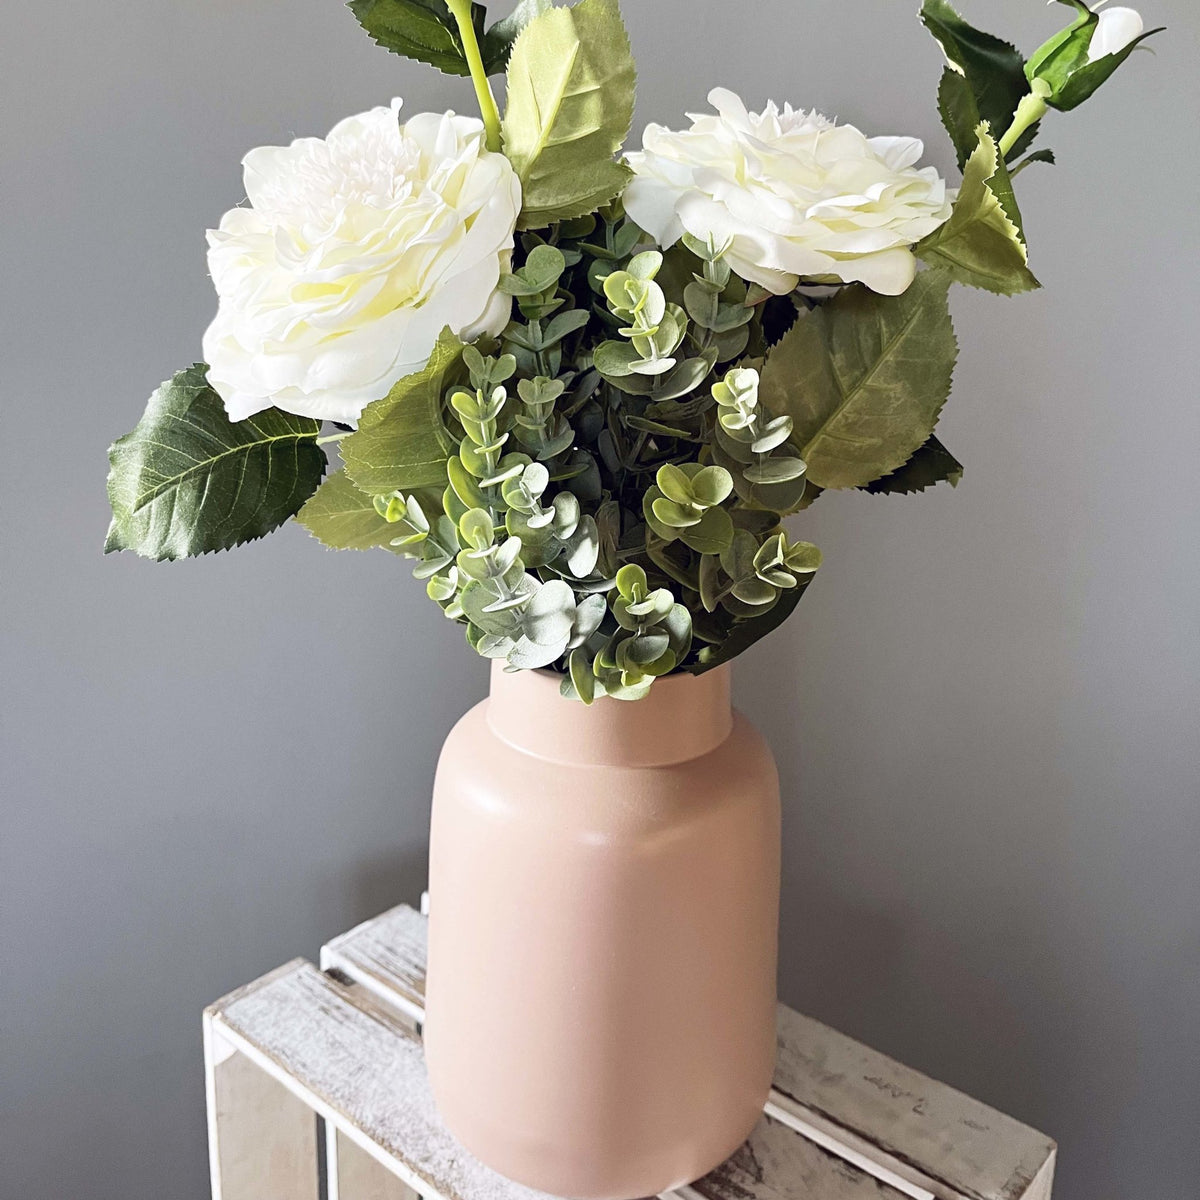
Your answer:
3;1;1197;1197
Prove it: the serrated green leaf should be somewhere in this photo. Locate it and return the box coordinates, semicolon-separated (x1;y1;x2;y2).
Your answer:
348;0;485;75
920;0;1028;152
481;0;553;71
296;469;408;552
937;64;1039;172
759;272;957;491
689;583;810;675
863;435;963;495
937;67;981;170
918;125;1039;295
105;365;325;561
1010;148;1056;178
341;330;463;493
501;0;636;229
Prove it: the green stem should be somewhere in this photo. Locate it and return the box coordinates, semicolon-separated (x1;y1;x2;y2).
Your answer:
998;79;1052;158
445;0;502;152
316;431;349;446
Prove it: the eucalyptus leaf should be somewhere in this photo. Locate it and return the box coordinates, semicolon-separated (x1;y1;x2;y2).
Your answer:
501;0;636;229
342;330;463;493
918;126;1040;295
678;506;734;555
105;365;325;561
759;273;958;490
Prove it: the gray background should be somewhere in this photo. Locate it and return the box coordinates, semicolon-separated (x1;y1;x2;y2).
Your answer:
3;1;1197;1197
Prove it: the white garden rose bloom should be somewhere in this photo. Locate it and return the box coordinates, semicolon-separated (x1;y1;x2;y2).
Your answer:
203;100;521;424
624;88;954;297
1087;7;1144;61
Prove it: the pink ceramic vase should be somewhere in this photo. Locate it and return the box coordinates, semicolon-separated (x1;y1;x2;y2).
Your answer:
424;662;780;1200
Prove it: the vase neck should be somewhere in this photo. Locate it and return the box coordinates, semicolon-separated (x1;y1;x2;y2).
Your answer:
485;662;733;767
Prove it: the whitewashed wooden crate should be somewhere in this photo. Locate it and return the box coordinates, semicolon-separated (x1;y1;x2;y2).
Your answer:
203;903;1055;1200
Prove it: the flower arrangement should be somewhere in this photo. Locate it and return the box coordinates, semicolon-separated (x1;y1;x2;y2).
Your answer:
106;0;1159;702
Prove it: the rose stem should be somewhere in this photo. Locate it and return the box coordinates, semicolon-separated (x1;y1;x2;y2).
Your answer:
445;0;503;152
999;79;1053;159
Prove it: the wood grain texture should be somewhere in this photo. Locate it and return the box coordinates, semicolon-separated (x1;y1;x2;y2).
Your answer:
773;1008;1055;1200
204;905;1055;1200
322;904;428;1026
210;961;555;1200
321;905;1053;1200
684;1114;911;1200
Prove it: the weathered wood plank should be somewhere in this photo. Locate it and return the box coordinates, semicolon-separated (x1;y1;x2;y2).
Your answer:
684;1114;912;1200
208;958;910;1200
322;905;428;1026
204;963;321;1200
209;959;554;1200
322;905;1053;1200
772;1009;1055;1200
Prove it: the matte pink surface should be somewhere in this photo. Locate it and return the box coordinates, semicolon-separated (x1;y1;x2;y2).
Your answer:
424;664;781;1199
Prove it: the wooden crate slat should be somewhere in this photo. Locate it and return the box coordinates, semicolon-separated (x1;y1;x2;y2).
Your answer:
685;1114;912;1200
771;1010;1055;1200
320;906;1053;1200
209;960;556;1200
204;1006;320;1200
328;1126;419;1200
322;904;428;1024
207;956;906;1200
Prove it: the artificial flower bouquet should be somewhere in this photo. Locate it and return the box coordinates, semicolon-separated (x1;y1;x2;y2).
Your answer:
105;0;1158;702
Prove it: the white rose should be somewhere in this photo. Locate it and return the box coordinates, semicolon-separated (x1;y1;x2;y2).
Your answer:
1088;7;1144;61
203;100;521;424
624;88;954;297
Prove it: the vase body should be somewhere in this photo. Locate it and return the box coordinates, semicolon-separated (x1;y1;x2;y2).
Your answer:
424;662;780;1200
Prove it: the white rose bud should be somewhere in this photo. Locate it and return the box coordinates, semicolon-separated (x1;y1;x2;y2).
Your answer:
1087;7;1145;62
624;88;953;298
202;100;521;425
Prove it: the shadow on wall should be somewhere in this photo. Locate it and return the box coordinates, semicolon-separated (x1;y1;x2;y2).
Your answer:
315;842;430;944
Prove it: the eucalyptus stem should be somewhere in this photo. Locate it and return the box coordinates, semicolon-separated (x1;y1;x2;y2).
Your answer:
998;79;1052;158
445;0;502;152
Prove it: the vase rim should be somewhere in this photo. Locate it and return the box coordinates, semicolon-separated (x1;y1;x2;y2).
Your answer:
485;662;734;767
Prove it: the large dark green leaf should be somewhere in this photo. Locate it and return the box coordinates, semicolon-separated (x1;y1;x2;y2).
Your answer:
759;273;958;491
105;365;326;561
296;469;407;552
920;0;1028;151
918;125;1039;294
481;0;553;71
349;0;478;75
688;582;811;675
937;67;982;170
349;0;541;74
863;435;963;495
341;330;463;494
